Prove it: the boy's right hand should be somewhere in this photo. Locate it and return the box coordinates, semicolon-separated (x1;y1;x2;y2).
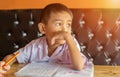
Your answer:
0;61;10;75
51;31;68;46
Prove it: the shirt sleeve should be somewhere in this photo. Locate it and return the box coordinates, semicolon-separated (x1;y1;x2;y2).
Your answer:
15;41;34;63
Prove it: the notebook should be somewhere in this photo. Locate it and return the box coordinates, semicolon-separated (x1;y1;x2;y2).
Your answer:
15;61;94;77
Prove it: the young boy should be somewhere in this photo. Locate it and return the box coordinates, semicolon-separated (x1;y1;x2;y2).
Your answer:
0;3;87;75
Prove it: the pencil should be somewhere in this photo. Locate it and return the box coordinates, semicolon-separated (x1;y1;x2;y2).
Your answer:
4;52;19;66
0;52;19;70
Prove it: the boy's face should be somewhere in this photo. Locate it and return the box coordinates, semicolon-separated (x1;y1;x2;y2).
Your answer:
44;11;72;42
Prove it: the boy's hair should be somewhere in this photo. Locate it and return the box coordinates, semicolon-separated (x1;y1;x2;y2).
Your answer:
40;3;73;25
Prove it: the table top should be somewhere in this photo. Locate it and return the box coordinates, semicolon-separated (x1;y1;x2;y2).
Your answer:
94;65;120;77
1;63;120;77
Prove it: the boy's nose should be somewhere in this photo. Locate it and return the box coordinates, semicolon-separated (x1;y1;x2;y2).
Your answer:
62;26;67;32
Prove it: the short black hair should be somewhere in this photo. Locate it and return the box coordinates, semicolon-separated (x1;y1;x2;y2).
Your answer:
40;3;73;25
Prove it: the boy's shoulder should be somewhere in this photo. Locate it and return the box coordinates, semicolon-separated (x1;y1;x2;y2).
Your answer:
33;36;46;41
26;36;47;47
32;36;46;43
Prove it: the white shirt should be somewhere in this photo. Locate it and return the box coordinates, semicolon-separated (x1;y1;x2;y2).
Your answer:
16;36;87;65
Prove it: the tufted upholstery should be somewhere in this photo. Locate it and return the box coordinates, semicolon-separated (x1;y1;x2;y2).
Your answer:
0;9;120;65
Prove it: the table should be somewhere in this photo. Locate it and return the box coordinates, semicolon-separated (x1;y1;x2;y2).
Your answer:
94;65;120;77
1;63;120;77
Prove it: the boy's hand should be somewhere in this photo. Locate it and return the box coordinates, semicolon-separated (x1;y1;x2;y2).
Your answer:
0;61;10;75
51;31;70;45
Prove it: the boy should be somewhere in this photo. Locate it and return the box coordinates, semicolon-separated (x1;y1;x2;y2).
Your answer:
0;3;87;75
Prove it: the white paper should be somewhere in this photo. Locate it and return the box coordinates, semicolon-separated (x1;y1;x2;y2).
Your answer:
15;62;94;77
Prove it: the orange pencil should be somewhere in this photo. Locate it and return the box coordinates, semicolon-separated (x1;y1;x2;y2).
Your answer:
0;52;20;71
4;52;19;66
0;52;19;70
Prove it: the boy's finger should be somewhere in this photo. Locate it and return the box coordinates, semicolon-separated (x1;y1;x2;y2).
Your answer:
51;37;56;45
0;69;7;74
0;61;4;72
3;65;10;71
0;61;5;67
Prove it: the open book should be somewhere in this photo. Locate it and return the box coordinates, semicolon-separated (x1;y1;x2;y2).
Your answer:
15;61;94;77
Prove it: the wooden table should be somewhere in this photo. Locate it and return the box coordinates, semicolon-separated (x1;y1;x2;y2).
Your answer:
94;65;120;77
1;63;120;77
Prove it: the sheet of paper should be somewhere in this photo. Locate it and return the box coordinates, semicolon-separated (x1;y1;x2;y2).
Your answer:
54;62;94;77
15;61;94;77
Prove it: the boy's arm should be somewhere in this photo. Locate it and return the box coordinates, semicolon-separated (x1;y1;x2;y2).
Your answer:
64;33;84;70
51;31;84;70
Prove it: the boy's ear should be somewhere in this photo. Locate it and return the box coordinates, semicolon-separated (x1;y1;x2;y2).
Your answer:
38;23;46;34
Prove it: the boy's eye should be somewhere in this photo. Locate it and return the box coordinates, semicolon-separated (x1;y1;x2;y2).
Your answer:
55;23;62;26
66;23;71;27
